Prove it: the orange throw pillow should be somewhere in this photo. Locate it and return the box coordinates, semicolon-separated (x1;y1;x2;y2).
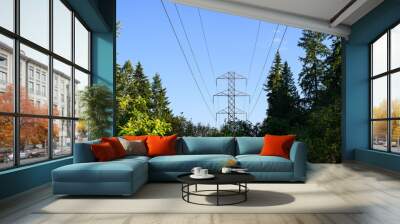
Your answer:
260;134;296;159
124;135;148;141
146;135;177;157
101;137;126;158
91;142;117;161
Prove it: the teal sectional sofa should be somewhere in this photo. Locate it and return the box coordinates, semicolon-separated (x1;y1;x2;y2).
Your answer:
52;137;307;196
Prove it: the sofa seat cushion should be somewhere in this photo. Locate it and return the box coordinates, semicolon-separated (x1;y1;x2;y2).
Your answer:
53;159;147;183
236;155;293;172
149;154;235;172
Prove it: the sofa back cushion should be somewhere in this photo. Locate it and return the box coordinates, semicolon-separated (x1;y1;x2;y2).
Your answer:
91;142;119;161
101;137;127;158
180;137;235;155
236;137;264;155
147;135;178;157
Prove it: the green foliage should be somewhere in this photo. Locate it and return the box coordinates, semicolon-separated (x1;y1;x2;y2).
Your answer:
297;30;329;107
116;61;172;136
80;84;113;140
118;96;172;136
296;33;342;163
261;52;301;135
169;113;220;136
220;120;258;137
151;73;173;121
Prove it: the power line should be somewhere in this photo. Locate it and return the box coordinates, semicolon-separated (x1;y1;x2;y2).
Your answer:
174;4;213;102
160;0;215;120
249;26;288;117
250;24;279;103
197;8;216;81
247;21;261;81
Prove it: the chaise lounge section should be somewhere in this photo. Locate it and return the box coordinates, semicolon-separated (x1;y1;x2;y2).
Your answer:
52;137;307;196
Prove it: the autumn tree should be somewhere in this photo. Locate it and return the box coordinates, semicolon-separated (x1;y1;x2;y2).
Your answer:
0;85;58;152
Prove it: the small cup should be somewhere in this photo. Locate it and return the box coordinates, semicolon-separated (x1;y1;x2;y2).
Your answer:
191;167;202;176
199;169;208;176
221;167;232;174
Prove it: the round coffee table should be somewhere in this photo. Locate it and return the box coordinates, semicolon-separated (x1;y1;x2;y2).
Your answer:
177;173;255;206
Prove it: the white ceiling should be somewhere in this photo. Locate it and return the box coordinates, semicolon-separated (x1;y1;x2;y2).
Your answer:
172;0;384;37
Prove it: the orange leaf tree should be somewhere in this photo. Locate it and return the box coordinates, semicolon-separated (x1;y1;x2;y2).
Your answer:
0;85;59;151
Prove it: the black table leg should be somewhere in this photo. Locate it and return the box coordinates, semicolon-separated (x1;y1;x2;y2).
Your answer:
195;184;198;192
245;183;247;201
216;184;219;206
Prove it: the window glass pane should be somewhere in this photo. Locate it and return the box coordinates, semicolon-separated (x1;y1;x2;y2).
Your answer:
53;0;72;60
53;59;72;117
20;117;49;165
372;76;387;119
75;120;88;143
0;35;14;112
53;119;72;157
74;18;89;70
372;121;388;151
391;72;400;118
391;120;400;153
20;44;49;115
74;69;89;118
372;33;387;76
0;0;14;31
391;24;400;70
20;0;49;49
0;116;13;170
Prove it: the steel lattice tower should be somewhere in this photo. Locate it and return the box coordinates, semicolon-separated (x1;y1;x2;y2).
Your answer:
213;72;250;127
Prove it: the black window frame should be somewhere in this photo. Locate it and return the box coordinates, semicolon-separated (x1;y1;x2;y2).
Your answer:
370;21;400;154
0;0;92;171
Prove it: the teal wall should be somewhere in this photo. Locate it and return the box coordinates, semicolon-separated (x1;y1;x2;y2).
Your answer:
0;0;116;200
92;31;116;135
344;0;400;170
0;158;72;199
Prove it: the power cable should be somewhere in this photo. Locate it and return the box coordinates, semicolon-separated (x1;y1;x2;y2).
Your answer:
174;4;213;102
197;8;216;81
247;21;261;81
249;26;288;117
250;24;279;102
160;0;215;120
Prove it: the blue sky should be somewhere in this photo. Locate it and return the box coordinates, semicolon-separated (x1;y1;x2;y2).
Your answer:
117;0;304;127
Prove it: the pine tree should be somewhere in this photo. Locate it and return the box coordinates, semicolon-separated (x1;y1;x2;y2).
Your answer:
297;30;329;108
151;73;172;120
260;52;300;135
133;62;152;102
299;35;343;163
116;60;135;131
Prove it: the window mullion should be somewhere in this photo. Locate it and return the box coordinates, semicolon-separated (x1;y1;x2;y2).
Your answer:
48;0;54;160
13;0;21;167
388;30;391;153
71;10;76;155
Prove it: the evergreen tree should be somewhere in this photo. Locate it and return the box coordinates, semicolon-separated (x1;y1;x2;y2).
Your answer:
297;30;329;108
116;60;136;131
306;36;342;163
133;62;152;102
150;73;172;120
260;52;300;135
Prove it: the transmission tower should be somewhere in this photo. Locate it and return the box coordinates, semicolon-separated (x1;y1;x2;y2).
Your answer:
213;72;250;128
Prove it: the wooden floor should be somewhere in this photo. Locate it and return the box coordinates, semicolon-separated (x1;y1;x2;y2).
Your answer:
1;162;400;224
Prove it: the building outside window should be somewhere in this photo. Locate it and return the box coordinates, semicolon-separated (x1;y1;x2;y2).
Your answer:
371;23;400;154
0;0;91;170
28;67;34;80
28;81;34;94
0;54;7;89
